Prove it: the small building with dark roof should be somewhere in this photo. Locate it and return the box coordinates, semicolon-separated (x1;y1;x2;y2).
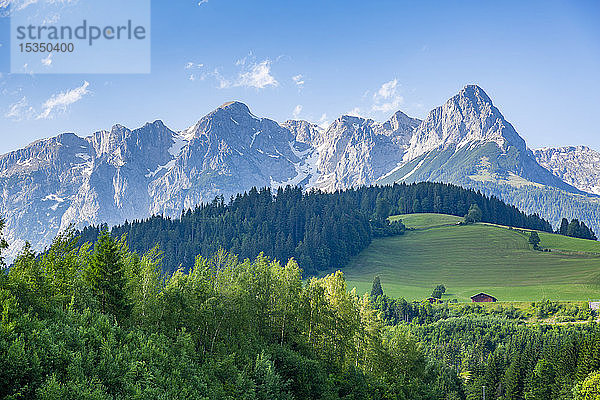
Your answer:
471;292;497;303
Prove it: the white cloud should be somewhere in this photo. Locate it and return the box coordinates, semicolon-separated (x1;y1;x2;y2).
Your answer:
211;69;231;89
292;74;304;88
374;79;397;100
347;107;363;117
235;59;278;89
1;0;76;16
292;104;302;119
41;53;53;66
198;0;208;5
5;96;34;120
371;78;404;113
202;56;278;90
37;81;90;119
317;113;329;129
185;62;203;69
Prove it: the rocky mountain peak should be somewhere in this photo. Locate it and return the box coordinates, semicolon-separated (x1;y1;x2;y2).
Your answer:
459;84;492;103
214;101;255;117
405;84;526;161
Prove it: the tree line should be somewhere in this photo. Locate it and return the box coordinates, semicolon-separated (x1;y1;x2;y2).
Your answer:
557;218;598;240
78;183;554;275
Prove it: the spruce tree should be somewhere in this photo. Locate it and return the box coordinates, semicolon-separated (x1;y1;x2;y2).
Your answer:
371;275;383;298
0;217;9;267
86;230;128;320
558;218;569;235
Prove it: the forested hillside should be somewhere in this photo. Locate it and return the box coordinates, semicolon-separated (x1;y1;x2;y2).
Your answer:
1;230;464;399
468;179;600;238
79;183;553;275
4;223;600;399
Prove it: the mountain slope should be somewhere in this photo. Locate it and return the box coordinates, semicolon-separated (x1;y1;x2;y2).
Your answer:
307;113;420;190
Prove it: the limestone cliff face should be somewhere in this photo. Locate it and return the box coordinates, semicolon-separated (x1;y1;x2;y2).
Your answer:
534;146;600;195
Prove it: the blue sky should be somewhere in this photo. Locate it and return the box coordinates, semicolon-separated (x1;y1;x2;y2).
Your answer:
0;0;599;155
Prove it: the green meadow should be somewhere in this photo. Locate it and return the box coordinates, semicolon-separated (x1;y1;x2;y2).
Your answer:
341;214;600;302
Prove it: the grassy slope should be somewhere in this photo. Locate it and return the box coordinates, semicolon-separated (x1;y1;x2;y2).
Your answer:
342;214;600;302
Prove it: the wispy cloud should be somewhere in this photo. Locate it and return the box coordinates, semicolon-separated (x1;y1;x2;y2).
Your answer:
185;62;204;81
292;74;305;88
5;96;35;121
185;62;203;69
37;81;90;119
197;0;208;5
371;78;404;113
1;0;77;16
292;104;302;119
193;56;278;90
235;60;278;89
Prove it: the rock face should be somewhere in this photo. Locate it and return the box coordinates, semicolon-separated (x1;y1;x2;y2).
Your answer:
378;85;579;193
306;112;420;190
0;121;176;258
1;85;599;260
405;85;527;161
534;146;600;195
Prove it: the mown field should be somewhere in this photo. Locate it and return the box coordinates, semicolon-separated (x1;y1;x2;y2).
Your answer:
342;213;600;302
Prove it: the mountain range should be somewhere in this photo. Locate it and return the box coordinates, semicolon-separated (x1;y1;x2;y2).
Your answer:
2;84;599;261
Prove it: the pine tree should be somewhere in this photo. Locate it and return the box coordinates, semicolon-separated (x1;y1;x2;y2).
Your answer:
558;218;569;235
371;275;383;298
567;219;582;238
0;217;9;268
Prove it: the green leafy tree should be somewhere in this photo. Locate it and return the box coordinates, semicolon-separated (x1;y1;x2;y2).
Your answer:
576;371;600;400
529;231;541;249
431;284;446;299
464;204;482;224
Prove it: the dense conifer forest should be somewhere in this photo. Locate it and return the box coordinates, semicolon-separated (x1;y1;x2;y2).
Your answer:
78;183;554;275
